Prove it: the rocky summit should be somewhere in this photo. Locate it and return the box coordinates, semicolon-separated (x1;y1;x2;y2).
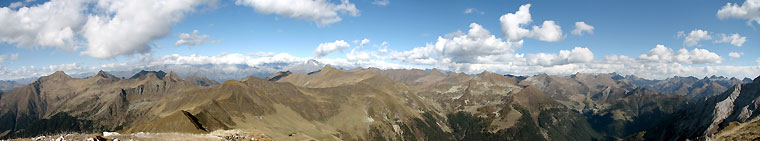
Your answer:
0;67;758;140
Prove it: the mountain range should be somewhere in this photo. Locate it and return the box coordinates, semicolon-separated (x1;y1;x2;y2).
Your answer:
0;66;758;140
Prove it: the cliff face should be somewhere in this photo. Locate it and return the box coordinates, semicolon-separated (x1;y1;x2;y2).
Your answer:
644;76;760;140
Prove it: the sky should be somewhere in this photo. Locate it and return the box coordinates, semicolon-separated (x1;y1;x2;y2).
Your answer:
0;0;759;80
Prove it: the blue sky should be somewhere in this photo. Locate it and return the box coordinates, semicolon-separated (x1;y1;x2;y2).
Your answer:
0;0;759;79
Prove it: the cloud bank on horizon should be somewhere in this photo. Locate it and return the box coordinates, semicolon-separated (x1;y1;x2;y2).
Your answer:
0;0;759;80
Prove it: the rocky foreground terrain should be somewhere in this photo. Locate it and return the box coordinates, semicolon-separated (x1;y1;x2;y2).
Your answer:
0;66;758;140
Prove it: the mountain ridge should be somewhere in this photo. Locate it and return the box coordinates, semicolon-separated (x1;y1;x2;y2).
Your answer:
0;67;758;140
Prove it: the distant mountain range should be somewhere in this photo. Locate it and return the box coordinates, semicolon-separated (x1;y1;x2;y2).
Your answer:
1;59;751;95
0;65;758;140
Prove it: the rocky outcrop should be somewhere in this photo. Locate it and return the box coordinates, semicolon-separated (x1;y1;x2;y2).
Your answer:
265;71;291;81
95;70;118;79
129;70;167;79
645;75;760;140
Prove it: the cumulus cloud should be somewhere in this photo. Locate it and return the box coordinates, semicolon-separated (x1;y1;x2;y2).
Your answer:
526;47;593;66
499;4;565;42
638;44;722;64
714;33;747;47
499;4;532;41
0;0;220;59
175;30;218;47
314;40;351;58
81;0;218;59
530;21;564;42
717;0;760;25
679;29;712;47
0;0;87;50
391;23;522;64
371;0;389;6
0;53;19;62
729;52;743;58
571;22;594;35
235;0;359;26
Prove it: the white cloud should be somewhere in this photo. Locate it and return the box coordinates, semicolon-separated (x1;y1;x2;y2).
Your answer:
714;33;747;47
9;2;23;8
378;41;389;53
314;40;351;58
499;4;533;41
235;0;359;26
729;52;743;58
0;53;19;62
0;0;87;50
0;63;87;80
571;22;594;35
530;20;564;42
464;8;484;14
359;38;370;48
499;4;564;42
464;8;475;14
391;23;522;64
3;46;758;81
81;0;218;59
757;58;760;66
175;30;217;47
717;0;760;25
638;44;722;64
680;29;712;47
371;0;389;6
344;38;394;62
526;47;594;66
247;52;277;57
156;52;305;66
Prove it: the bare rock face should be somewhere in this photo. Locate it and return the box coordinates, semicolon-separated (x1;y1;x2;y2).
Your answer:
265;71;292;81
95;70;118;79
644;75;760;140
705;76;760;136
129;70;167;79
705;85;742;135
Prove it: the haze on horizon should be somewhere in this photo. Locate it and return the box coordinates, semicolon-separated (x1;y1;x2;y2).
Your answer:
1;0;759;80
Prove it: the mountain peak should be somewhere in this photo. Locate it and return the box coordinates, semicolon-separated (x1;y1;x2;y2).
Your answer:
129;70;167;79
33;71;73;83
306;59;321;66
38;71;72;82
165;71;183;81
51;71;68;77
320;65;339;73
95;70;117;79
754;75;760;84
476;71;498;77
